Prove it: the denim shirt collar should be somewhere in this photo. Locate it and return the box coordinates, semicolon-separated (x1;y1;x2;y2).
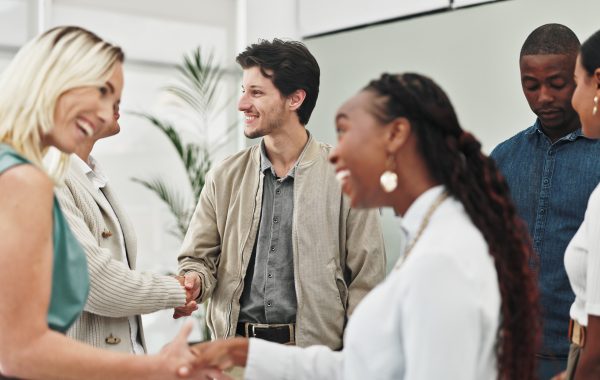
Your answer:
524;118;589;142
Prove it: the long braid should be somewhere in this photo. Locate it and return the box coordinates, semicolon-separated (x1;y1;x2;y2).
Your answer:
366;73;540;380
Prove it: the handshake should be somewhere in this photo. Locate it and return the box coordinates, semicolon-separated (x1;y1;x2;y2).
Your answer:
166;272;250;379
160;320;250;380
173;272;203;319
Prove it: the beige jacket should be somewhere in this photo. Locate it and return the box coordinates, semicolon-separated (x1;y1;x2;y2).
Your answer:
179;136;385;349
56;157;185;353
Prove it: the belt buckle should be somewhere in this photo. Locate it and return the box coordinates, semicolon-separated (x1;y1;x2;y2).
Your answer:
243;322;295;344
287;324;295;345
245;322;269;338
243;322;255;338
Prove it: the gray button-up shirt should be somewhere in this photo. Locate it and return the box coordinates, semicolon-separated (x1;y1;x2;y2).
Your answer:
238;140;304;324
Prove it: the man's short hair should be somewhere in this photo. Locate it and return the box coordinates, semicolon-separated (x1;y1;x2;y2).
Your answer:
520;23;580;59
236;39;320;125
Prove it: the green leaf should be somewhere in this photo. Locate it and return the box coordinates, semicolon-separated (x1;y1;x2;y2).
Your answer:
129;46;234;243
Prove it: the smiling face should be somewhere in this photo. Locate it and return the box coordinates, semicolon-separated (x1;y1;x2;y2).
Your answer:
45;61;124;153
329;90;392;208
520;54;579;138
572;54;600;138
238;66;290;139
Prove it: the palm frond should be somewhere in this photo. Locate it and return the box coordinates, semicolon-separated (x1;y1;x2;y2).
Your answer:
130;46;234;243
164;48;225;122
130;111;185;158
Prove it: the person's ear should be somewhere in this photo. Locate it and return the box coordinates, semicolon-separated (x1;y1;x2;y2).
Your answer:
386;117;411;155
594;68;600;93
288;89;306;111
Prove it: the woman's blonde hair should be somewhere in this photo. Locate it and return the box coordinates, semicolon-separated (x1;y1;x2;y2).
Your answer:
0;26;124;178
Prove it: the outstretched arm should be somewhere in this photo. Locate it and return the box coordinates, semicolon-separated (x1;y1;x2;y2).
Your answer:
192;338;344;380
55;183;188;317
177;170;222;313
0;165;220;380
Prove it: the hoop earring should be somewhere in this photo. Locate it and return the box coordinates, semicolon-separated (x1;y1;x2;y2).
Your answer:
380;156;398;193
594;96;598;116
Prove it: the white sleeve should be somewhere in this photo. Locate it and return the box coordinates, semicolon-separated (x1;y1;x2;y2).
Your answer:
245;339;344;380
402;253;485;380
585;188;600;316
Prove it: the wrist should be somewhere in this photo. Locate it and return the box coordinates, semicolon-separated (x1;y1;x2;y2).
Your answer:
232;338;250;367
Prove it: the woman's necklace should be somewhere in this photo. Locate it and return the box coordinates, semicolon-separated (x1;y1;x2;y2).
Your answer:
394;191;449;271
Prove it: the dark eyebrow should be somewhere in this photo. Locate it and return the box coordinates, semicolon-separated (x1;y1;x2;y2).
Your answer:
106;81;115;94
521;75;538;81
335;113;348;123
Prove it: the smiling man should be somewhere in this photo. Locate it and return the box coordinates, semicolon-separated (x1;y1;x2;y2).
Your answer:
177;39;385;350
491;24;600;379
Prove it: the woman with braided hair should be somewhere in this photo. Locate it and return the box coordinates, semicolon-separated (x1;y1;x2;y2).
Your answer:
192;72;540;380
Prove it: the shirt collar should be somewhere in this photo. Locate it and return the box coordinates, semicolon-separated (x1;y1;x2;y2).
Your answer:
400;185;446;242
525;118;589;142
259;131;312;179
71;154;108;189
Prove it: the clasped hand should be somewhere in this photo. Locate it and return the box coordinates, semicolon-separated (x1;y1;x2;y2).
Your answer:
160;320;232;380
174;272;202;319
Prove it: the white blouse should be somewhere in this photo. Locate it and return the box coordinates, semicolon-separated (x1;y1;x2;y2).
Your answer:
565;184;600;327
244;186;501;380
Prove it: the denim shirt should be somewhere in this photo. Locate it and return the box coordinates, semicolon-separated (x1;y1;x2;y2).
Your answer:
491;119;600;357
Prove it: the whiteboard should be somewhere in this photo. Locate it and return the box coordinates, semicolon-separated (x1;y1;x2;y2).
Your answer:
299;0;450;37
452;0;497;8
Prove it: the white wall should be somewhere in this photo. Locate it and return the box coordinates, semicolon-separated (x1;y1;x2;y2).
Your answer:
304;0;600;270
240;0;300;44
0;0;30;46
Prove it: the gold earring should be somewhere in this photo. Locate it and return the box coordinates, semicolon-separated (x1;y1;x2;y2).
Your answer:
594;96;598;116
380;156;398;193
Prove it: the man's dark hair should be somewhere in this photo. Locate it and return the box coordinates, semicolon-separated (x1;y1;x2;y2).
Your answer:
520;23;580;59
236;39;320;125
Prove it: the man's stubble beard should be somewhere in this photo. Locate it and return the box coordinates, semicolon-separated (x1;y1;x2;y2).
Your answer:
243;107;287;139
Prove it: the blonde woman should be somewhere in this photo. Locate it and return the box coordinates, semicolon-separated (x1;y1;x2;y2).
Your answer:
0;26;222;380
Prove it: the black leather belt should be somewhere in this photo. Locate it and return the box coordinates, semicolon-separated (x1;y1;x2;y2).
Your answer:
236;322;295;344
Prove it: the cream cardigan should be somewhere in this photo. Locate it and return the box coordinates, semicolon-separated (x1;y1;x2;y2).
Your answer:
56;156;185;353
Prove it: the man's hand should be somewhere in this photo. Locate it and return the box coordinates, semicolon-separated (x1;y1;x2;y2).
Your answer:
183;272;202;301
174;272;202;319
550;371;567;380
159;320;231;379
191;338;250;371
